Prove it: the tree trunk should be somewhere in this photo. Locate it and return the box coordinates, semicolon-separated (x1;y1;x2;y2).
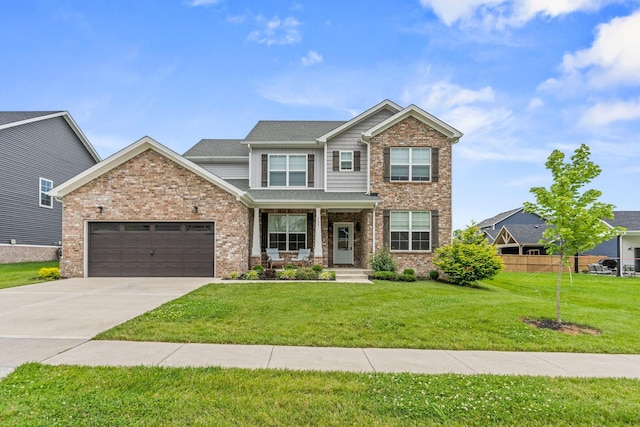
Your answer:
556;256;563;324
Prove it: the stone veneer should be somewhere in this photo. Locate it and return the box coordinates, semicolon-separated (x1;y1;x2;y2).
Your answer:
368;116;454;276
60;149;249;278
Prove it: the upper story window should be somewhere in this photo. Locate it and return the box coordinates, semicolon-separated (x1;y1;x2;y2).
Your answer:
390;147;431;182
390;211;431;251
340;151;353;171
39;178;53;208
269;154;307;187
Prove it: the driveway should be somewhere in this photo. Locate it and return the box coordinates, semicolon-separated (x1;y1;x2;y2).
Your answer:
0;277;211;373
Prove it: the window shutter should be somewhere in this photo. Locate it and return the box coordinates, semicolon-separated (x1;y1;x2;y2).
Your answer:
261;212;268;251
307;212;314;250
383;210;390;249
431;210;439;250
383;147;390;182
354;151;361;171
307;154;314;187
333;151;339;171
261;154;268;187
431;148;439;183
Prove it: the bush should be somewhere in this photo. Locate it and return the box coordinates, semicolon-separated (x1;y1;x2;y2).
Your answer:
318;271;336;280
402;268;415;276
369;247;397;272
242;270;260;280
295;267;318;280
38;267;60;280
228;271;240;280
312;264;323;273
397;273;417;282
373;271;396;281
429;270;440;281
277;269;297;280
284;264;295;270
252;265;265;273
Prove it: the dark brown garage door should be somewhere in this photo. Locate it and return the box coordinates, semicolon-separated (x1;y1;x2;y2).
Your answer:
89;222;214;277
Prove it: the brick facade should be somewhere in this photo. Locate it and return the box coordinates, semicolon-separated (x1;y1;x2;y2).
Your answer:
60;149;249;278
369;116;453;276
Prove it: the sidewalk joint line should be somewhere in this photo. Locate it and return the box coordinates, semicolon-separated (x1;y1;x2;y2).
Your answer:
158;343;185;366
361;348;376;373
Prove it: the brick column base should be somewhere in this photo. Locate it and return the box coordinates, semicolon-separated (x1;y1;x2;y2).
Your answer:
250;255;263;269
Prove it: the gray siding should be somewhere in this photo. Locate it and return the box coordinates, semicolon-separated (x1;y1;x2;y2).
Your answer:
0;117;97;245
584;237;618;258
250;147;324;189
326;109;395;192
198;162;249;179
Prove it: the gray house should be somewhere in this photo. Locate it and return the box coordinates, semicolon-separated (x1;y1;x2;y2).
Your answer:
0;111;100;263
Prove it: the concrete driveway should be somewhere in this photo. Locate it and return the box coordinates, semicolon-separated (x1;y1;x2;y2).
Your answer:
0;277;211;374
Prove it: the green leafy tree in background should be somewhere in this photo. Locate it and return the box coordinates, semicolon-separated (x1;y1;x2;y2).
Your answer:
523;144;624;324
434;225;504;286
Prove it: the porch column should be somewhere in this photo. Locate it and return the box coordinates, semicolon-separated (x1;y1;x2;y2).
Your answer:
314;207;323;258
251;207;261;257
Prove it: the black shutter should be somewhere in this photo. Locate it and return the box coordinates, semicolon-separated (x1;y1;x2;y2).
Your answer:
333;151;339;171
261;212;268;251
308;154;314;187
307;212;314;250
431;148;439;183
431;210;439;250
354;151;361;171
383;147;390;182
261;154;268;187
383;210;390;249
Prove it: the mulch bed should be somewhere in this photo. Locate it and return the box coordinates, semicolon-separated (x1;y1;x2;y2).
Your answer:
522;318;601;335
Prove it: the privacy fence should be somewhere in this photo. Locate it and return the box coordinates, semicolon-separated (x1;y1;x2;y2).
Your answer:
499;255;609;274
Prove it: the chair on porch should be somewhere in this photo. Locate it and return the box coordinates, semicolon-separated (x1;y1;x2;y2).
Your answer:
291;248;311;266
266;248;285;269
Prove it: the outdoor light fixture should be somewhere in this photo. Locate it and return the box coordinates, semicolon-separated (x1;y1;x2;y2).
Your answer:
193;206;199;214
97;206;103;214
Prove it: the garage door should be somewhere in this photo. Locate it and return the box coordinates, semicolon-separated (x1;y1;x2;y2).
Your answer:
88;222;214;277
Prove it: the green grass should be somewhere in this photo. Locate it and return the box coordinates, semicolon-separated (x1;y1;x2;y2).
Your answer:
0;261;59;289
96;272;640;353
1;364;638;426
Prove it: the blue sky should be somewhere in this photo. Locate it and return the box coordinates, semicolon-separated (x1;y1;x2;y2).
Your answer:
3;0;640;230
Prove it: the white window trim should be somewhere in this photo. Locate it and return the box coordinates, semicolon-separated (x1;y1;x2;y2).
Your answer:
268;214;307;251
339;151;353;172
390;147;431;182
268;154;307;188
39;177;53;209
390;211;431;252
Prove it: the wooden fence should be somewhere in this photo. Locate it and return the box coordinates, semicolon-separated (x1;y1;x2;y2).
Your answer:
500;255;608;273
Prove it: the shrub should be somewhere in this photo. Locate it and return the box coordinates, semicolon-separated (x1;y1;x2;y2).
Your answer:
369;247;397;272
373;271;396;281
277;269;297;280
38;267;60;280
312;264;323;273
318;271;336;280
228;271;240;280
397;273;417;282
429;270;440;281
295;267;318;280
284;264;295;270
402;268;415;276
263;269;277;279
242;270;260;280
252;265;265;273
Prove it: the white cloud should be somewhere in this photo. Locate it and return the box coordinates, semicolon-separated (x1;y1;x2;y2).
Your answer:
247;16;302;46
419;0;617;29
301;50;323;66
559;10;640;88
185;0;223;6
227;15;246;24
527;97;544;111
405;80;495;110
579;97;640;127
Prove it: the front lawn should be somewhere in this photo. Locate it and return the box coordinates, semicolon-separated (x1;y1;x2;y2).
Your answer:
0;261;59;289
1;364;638;426
96;272;640;353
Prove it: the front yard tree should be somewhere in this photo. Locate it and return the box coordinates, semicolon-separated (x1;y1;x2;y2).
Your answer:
434;224;504;286
523;144;623;324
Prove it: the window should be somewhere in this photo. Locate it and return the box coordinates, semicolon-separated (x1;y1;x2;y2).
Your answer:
39;178;53;208
390;211;431;251
269;155;307;187
340;151;353;171
390;148;431;181
268;214;306;251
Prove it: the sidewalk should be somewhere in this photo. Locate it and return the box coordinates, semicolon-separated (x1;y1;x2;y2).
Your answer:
3;340;638;379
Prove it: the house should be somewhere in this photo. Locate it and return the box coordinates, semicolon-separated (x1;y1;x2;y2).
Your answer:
0;111;100;263
478;207;640;273
49;100;462;278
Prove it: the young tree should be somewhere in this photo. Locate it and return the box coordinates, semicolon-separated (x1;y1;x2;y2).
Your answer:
434;224;504;286
523;144;624;323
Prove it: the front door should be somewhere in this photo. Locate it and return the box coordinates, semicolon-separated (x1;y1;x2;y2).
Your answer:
334;222;354;265
635;248;640;272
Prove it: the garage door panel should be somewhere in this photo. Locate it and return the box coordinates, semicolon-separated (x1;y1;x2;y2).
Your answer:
89;222;214;277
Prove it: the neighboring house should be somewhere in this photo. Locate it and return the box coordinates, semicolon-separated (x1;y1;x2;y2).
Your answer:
0;111;100;263
478;207;640;273
50;100;463;278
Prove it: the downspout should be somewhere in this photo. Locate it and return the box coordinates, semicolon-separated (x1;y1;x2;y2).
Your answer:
372;202;377;254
